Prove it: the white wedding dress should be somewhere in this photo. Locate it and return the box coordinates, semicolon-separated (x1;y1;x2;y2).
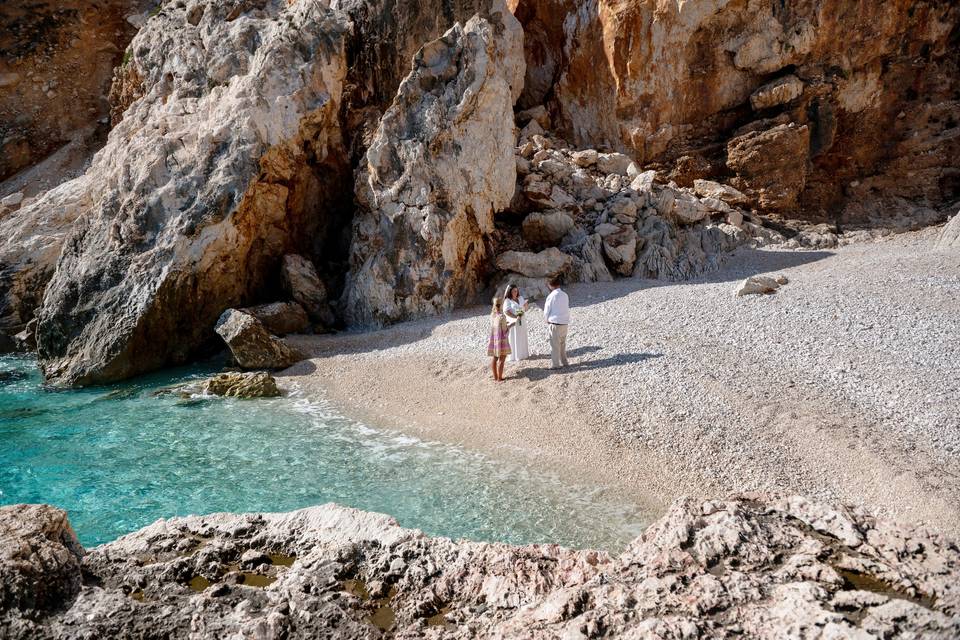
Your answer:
503;297;530;361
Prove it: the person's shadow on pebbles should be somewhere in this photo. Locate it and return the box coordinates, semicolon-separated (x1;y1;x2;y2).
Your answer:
516;348;662;382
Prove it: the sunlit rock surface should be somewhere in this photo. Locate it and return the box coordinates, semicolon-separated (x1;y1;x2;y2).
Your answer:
2;495;958;638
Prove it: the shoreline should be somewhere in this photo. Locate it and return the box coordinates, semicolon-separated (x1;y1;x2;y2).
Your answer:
283;228;960;537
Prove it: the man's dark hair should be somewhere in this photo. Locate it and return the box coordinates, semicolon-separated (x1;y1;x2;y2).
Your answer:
547;275;563;288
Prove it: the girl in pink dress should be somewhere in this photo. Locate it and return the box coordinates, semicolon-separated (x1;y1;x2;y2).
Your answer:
487;296;511;381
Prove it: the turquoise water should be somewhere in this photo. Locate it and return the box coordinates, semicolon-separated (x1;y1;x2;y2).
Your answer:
0;355;646;550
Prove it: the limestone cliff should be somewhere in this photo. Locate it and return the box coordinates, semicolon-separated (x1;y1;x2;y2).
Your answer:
0;0;958;383
512;0;960;222
345;2;524;325
2;496;958;638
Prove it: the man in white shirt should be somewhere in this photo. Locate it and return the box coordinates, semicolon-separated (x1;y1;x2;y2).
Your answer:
543;275;570;369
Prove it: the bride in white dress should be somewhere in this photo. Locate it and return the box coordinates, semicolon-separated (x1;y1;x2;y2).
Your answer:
502;284;530;361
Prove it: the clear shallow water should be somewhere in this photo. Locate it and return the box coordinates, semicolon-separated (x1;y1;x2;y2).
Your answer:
0;355;647;550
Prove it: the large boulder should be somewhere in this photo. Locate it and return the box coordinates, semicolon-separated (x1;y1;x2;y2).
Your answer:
214;309;303;370
202;372;281;398
344;1;524;326
31;1;351;386
521;210;576;247
727;123;811;211
281;255;332;325
241;302;310;337
496;247;573;278
0;504;84;616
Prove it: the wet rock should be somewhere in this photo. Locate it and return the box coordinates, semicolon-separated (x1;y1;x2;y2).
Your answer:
496;248;573;278
281;256;333;326
737;274;788;296
727;123;811;211
522;210;576;247
202;372;281;398
0;504;84;616
239;549;271;569
344;1;523;327
215;310;303;370
242;302;310;337
13;318;37;352
2;495;957;638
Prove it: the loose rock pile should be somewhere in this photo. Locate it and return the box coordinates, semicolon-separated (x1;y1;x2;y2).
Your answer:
493;123;778;297
2;495;957;638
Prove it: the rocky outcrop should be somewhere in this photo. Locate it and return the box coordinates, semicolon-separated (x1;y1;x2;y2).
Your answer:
0;504;84;616
2;495;958;638
0;179;90;336
202;372;281;398
512;0;960;221
31;0;351;386
727;122;811;211
344;1;524;326
938;212;960;249
215;310;303;371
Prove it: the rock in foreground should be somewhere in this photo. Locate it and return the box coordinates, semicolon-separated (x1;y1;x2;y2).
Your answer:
202;372;281;398
2;495;957;638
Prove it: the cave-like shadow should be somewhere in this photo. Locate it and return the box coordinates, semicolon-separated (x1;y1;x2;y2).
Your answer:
514;352;662;382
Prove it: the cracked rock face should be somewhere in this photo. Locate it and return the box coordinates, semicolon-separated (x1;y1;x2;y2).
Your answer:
513;0;960;220
2;495;958;638
31;0;351;385
344;0;524;326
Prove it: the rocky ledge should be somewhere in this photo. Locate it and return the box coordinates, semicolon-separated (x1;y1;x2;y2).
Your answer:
2;496;958;638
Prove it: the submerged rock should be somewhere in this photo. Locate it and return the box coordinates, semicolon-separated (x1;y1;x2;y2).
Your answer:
215;309;303;370
202;372;281;398
344;1;524;326
2;495;957;638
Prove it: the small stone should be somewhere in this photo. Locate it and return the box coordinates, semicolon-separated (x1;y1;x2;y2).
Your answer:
571;149;598;167
1;192;24;208
597;152;633;176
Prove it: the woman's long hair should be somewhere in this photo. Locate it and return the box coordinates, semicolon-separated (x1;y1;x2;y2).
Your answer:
503;284;518;302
